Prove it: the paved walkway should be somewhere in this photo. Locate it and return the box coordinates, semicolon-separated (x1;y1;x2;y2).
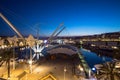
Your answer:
0;58;86;80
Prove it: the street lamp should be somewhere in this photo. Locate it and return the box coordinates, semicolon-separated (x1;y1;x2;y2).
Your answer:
28;60;32;73
28;42;33;74
89;69;91;78
64;66;67;80
12;43;15;70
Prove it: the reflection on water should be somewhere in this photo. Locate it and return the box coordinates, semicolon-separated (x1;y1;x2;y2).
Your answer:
16;47;113;69
80;48;112;68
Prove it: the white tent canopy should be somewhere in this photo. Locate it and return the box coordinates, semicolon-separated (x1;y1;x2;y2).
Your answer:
47;45;77;56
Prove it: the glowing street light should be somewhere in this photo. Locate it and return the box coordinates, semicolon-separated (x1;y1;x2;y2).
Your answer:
28;60;32;65
92;67;96;71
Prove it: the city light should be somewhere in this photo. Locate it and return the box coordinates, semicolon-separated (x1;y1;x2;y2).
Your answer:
28;60;32;65
78;65;83;71
44;40;47;43
92;68;96;71
0;0;120;79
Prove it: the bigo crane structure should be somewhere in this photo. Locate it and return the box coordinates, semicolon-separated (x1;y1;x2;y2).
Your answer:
0;13;23;38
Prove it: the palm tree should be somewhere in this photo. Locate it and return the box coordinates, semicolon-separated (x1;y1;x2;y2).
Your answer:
4;39;10;46
96;61;120;80
0;48;13;79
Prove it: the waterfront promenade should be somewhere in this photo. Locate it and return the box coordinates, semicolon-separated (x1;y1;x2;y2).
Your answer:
0;57;86;80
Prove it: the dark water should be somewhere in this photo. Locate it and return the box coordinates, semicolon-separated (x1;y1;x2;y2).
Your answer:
16;47;112;69
80;48;112;69
15;47;33;59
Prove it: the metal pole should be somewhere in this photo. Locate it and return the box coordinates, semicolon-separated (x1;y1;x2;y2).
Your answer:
64;66;67;80
0;13;23;38
13;46;15;70
29;64;32;73
8;58;10;80
29;47;32;73
89;69;91;78
64;71;65;80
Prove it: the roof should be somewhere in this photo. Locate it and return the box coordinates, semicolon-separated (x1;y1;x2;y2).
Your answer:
47;45;78;56
40;74;57;80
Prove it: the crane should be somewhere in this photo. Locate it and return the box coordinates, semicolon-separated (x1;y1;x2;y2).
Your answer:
32;23;65;60
47;23;65;43
54;26;65;38
0;13;23;38
0;13;24;71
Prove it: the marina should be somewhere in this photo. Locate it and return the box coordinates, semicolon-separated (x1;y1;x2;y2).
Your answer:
0;0;120;79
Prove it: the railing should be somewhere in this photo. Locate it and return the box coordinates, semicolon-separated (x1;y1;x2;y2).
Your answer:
77;50;91;78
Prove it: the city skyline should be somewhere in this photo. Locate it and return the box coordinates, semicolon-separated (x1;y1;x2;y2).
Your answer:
0;0;120;37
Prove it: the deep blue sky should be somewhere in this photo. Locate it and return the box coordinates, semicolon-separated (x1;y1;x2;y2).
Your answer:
0;0;120;37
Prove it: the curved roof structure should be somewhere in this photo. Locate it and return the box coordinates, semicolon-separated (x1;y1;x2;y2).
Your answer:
47;45;78;56
26;34;36;47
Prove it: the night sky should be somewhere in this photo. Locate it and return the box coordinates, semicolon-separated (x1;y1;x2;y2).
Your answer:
0;0;120;37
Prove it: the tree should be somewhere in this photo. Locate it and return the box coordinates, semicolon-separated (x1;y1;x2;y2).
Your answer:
0;48;13;79
96;61;120;80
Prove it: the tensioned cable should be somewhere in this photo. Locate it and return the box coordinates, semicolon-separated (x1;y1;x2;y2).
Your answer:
0;6;36;34
0;6;70;38
0;6;47;37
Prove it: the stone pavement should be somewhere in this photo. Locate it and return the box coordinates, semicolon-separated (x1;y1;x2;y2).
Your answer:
0;58;86;80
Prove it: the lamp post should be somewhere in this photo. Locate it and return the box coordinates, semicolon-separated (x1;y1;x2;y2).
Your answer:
29;41;33;73
64;66;67;80
28;60;32;73
13;44;15;70
89;69;91;78
7;57;10;80
12;36;18;70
